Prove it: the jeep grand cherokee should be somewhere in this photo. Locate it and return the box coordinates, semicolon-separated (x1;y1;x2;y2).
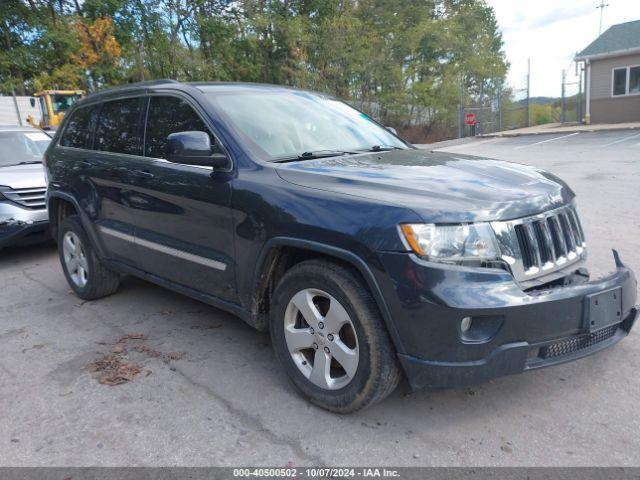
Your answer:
43;80;638;412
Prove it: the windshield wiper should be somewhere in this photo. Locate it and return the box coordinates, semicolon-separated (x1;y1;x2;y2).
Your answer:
271;150;358;163
365;145;403;152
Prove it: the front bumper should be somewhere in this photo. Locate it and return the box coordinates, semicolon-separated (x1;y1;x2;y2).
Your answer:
376;250;638;390
0;201;50;248
0;219;50;248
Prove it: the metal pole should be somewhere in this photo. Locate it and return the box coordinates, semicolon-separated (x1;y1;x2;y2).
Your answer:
458;77;465;138
561;70;566;124
578;65;583;122
526;58;531;127
585;60;591;124
11;89;23;126
498;86;503;132
479;80;484;136
597;1;609;35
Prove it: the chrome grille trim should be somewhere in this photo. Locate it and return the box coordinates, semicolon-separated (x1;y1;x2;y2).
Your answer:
2;187;47;209
491;203;586;283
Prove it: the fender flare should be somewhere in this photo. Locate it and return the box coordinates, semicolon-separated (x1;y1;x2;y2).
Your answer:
253;237;406;354
46;190;107;258
47;190;82;220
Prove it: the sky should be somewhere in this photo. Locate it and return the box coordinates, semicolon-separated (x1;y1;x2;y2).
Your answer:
487;0;640;98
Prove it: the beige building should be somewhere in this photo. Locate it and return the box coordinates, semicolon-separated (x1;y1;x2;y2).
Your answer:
575;20;640;124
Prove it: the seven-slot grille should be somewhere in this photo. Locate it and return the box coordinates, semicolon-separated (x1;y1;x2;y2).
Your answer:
2;187;47;209
492;204;586;282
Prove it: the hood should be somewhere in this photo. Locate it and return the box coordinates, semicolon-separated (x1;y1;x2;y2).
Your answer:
275;149;574;223
0;163;46;190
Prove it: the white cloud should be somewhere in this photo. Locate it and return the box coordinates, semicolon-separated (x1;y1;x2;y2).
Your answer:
488;0;640;97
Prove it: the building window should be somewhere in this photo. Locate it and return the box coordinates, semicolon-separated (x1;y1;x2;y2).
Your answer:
630;66;640;94
612;66;640;96
613;68;627;96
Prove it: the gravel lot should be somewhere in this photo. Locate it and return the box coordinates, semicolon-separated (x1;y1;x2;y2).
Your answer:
1;130;639;467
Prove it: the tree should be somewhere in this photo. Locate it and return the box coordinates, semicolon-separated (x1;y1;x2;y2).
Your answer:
1;0;508;142
71;16;122;86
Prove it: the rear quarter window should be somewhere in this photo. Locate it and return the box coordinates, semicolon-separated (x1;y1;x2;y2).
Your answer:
95;97;145;155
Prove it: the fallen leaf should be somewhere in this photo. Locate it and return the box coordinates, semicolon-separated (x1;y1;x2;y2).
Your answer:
126;333;146;340
166;351;185;361
98;362;141;386
501;444;513;454
134;344;162;358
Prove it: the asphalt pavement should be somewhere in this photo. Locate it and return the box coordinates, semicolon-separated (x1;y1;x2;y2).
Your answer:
1;129;639;467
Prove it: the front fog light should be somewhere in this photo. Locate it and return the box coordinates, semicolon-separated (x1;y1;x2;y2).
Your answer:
459;315;504;342
460;316;472;333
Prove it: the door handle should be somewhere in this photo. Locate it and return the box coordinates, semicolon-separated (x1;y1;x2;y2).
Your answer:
130;169;154;179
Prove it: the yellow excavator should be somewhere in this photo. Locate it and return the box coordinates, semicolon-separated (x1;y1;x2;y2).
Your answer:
27;90;85;130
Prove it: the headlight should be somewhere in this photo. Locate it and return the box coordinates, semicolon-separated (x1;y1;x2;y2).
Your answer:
399;223;500;264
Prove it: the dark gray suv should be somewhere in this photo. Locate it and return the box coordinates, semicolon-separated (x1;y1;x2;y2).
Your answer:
44;80;638;412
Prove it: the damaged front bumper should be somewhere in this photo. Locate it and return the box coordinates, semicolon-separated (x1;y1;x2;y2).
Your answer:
376;250;638;390
0;201;49;248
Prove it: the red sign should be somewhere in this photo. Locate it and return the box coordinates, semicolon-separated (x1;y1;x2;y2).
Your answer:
464;112;476;126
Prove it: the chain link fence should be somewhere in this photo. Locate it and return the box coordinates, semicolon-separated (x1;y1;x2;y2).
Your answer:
456;62;585;138
560;70;583;124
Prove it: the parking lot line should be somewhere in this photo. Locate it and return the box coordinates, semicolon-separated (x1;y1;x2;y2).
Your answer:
514;132;580;149
599;131;640;148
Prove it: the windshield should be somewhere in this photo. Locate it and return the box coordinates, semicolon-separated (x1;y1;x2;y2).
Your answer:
205;89;407;161
51;94;81;114
0;131;51;167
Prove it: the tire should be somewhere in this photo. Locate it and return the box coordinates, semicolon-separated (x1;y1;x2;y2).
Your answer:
270;259;402;413
58;215;120;300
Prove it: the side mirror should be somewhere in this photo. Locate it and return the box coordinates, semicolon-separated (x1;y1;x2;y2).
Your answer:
386;126;398;135
166;131;229;169
30;97;36;107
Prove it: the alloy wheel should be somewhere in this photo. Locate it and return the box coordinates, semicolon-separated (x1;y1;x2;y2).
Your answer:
283;288;359;390
62;231;89;288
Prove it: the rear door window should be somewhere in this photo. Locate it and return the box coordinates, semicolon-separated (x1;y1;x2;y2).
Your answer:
144;96;217;159
60;106;97;149
95;97;145;155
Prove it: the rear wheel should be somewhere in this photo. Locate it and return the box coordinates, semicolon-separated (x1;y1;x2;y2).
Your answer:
270;259;402;412
58;215;120;300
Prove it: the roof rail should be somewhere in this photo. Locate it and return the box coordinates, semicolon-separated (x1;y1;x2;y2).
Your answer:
89;79;180;96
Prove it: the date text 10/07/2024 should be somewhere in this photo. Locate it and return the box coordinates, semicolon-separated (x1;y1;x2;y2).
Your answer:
232;468;401;478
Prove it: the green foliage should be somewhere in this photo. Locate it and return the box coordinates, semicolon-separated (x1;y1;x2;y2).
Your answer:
1;0;507;133
530;103;556;125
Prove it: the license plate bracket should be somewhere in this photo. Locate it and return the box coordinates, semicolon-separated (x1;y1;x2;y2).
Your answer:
584;287;623;331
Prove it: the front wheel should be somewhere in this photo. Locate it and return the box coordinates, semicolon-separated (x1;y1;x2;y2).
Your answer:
270;259;402;413
58;215;120;300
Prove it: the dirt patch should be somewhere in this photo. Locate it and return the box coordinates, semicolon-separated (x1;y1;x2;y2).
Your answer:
85;333;185;386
